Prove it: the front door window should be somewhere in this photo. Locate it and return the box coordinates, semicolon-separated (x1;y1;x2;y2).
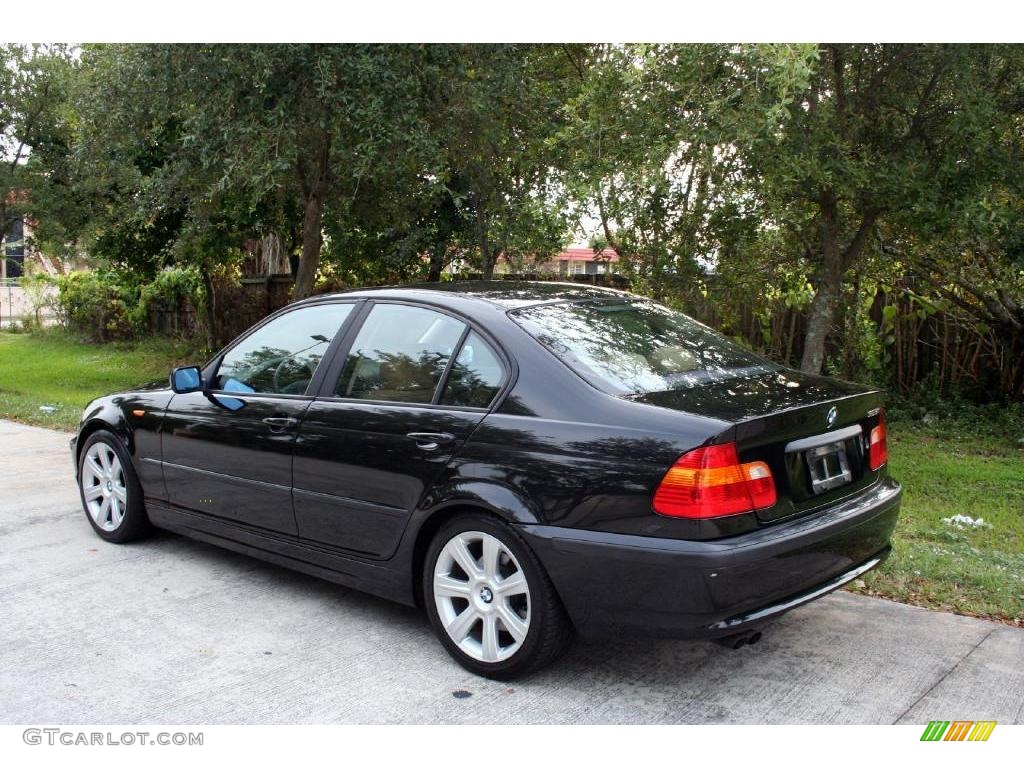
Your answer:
214;303;354;396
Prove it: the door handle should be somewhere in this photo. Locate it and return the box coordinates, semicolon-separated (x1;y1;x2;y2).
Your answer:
262;416;299;430
406;432;455;451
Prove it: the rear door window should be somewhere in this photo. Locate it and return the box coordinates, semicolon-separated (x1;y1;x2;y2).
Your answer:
439;331;505;408
335;304;465;403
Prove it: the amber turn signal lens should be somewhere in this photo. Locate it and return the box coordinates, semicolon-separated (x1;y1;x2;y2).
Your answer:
653;442;777;519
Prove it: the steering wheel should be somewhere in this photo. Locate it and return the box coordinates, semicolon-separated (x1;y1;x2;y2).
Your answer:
272;355;318;394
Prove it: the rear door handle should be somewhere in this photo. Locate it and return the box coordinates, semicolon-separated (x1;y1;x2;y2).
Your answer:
263;416;299;430
406;432;455;451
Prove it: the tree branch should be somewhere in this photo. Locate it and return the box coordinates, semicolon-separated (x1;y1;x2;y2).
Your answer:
560;44;586;82
841;208;881;267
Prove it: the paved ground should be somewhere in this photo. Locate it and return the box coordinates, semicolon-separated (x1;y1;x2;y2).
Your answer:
1;418;1021;724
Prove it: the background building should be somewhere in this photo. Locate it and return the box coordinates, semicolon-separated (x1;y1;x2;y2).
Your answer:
494;246;620;277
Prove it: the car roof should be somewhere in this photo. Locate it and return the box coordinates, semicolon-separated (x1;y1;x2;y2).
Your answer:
305;280;634;310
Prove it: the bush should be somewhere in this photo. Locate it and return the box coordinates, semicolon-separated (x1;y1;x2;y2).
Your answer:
54;267;206;342
54;270;139;341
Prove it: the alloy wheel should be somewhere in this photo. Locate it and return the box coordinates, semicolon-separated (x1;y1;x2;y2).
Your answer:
81;442;127;532
433;530;531;663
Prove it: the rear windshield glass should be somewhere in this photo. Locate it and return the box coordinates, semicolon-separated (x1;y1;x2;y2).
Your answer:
512;299;778;395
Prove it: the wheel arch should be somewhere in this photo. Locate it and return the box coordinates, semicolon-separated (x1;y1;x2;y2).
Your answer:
409;484;540;608
75;415;133;474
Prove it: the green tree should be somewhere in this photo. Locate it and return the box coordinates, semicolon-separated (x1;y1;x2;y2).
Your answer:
561;44;812;300
139;44;448;298
1;45;78;264
56;44;452;299
439;45;577;278
741;44;1024;373
897;188;1024;399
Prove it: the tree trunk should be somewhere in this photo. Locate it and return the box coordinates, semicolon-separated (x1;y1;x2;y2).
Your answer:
800;192;879;374
476;206;497;280
801;195;842;373
426;245;446;282
294;193;323;300
199;264;217;352
801;277;842;374
481;254;497;280
293;132;331;301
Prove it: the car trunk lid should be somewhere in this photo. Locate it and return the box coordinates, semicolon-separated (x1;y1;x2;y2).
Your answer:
630;369;885;523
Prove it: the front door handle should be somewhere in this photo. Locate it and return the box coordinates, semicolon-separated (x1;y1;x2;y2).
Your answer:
263;416;299;430
406;432;455;451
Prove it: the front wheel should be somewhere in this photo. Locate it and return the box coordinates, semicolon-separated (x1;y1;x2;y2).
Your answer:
424;513;573;679
78;430;152;543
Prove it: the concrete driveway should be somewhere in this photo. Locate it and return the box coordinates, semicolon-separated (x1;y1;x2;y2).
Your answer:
1;419;1021;724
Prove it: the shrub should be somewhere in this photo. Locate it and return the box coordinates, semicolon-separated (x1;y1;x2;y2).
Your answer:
887;377;1024;443
54;270;139;341
54;267;207;342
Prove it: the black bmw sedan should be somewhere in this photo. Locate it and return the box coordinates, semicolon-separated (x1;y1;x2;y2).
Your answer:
72;281;900;678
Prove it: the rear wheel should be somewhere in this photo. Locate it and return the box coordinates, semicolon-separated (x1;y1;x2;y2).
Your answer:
78;430;152;543
424;513;573;679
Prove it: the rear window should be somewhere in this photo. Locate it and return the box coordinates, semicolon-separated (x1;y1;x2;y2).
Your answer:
512;299;777;395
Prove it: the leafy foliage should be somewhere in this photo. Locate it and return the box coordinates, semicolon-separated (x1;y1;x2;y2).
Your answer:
7;43;1024;401
52;270;139;341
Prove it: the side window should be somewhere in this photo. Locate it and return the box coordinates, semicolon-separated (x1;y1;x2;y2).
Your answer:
336;304;465;403
440;331;505;408
213;303;353;395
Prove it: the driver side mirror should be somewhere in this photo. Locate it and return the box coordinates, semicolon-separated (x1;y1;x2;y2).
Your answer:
170;365;204;394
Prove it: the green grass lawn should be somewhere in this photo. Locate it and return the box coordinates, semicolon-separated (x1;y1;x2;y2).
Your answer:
849;427;1024;626
1;329;1021;624
0;329;203;431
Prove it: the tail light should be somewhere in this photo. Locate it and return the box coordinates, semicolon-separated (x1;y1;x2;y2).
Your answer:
869;410;888;470
653;442;777;519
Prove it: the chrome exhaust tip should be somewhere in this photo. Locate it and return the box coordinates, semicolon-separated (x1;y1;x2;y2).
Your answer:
714;629;763;649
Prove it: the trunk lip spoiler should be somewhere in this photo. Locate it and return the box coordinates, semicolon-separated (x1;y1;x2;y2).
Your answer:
730;388;882;427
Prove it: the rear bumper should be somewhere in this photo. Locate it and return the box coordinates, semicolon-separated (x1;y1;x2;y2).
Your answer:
519;476;901;638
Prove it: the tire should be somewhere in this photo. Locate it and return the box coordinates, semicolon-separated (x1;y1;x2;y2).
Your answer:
77;429;152;544
424;512;574;679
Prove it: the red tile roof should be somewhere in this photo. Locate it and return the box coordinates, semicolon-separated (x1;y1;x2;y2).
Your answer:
498;247;620;264
557;247;620;262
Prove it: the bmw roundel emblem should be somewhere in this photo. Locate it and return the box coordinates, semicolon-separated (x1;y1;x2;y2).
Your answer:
826;406;838;428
